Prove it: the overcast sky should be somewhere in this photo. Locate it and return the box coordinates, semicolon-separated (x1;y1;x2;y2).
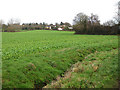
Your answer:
0;0;119;25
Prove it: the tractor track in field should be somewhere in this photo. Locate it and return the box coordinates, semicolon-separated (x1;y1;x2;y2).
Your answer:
43;49;118;88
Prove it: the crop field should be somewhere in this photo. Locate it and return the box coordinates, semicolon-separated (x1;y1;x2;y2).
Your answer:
2;30;118;88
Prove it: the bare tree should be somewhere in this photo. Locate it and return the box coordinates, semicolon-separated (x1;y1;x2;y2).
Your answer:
8;18;21;25
89;13;100;25
0;20;4;31
73;13;89;33
8;18;14;25
0;20;4;25
113;1;120;24
113;14;119;24
73;13;88;25
7;18;21;32
103;20;115;26
14;19;21;25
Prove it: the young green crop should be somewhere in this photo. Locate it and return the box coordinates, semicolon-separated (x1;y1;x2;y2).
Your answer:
2;30;118;88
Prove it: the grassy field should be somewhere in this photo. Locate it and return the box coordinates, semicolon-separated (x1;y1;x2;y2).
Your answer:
44;49;118;88
2;30;118;88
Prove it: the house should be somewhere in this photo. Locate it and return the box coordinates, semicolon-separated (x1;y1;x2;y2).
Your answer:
58;27;63;30
45;26;51;30
68;27;73;30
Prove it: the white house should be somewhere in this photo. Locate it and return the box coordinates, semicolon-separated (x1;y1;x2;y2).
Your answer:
58;27;63;30
68;27;73;30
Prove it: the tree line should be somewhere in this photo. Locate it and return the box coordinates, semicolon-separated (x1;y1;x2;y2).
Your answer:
22;22;72;30
73;13;119;35
0;5;119;35
0;19;72;32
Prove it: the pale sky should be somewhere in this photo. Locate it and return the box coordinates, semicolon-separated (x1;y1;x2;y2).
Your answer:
0;0;119;25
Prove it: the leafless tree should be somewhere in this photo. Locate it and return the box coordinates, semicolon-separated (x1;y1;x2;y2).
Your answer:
8;18;14;25
118;1;120;24
0;20;4;31
73;13;88;25
113;1;120;24
8;18;21;25
0;20;4;25
7;18;21;32
103;20;115;26
89;13;100;25
14;19;21;25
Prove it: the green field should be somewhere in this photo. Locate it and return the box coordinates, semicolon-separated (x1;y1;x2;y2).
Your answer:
2;30;118;88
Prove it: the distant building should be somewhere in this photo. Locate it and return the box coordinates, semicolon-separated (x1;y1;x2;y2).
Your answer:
68;27;73;30
58;27;63;30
